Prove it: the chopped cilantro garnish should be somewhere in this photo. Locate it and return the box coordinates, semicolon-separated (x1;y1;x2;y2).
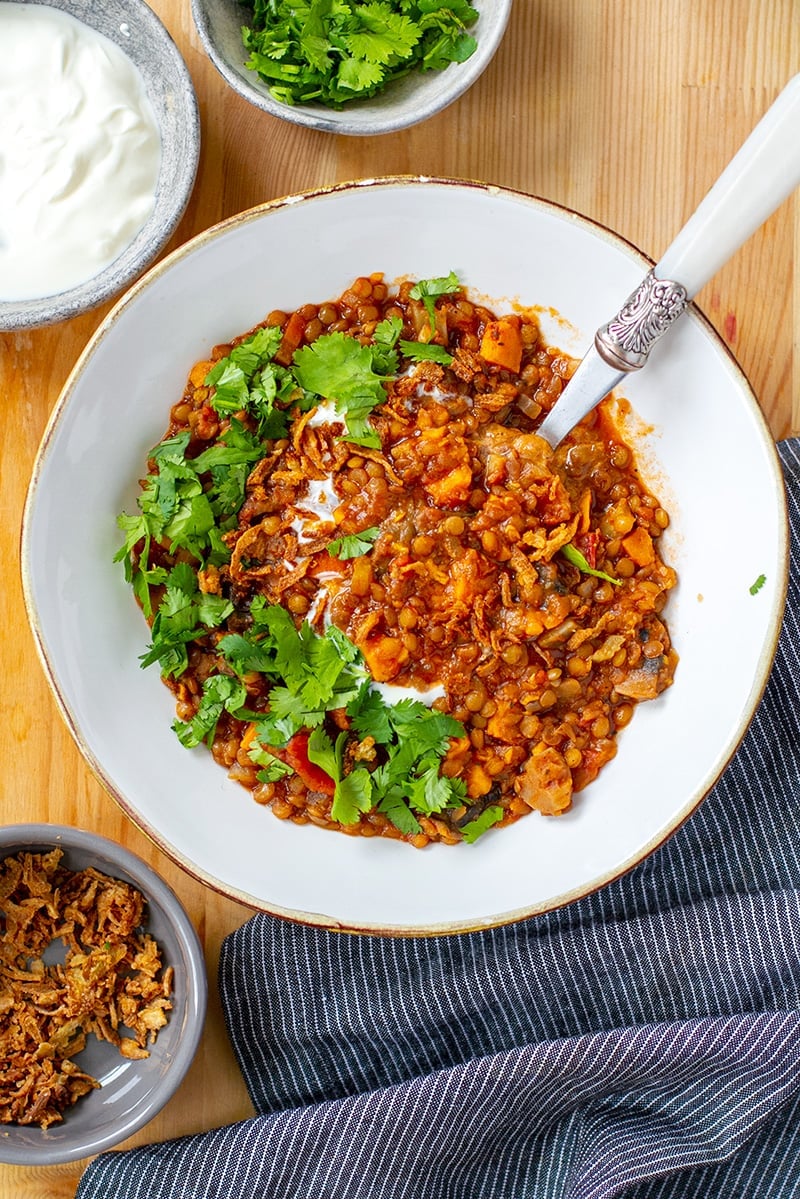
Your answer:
399;340;454;365
247;740;293;784
460;805;504;844
139;563;233;678
114;420;265;613
371;314;402;374
561;543;621;587
117;271;513;842
409;270;461;328
242;2;478;110
749;574;767;596
172;674;247;748
206;326;301;440
293;331;394;448
327;527;380;559
169;603;469;836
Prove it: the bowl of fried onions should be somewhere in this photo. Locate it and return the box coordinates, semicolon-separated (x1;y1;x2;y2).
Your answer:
0;824;206;1164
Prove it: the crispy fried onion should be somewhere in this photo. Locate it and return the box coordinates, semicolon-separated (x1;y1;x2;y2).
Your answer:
0;849;173;1128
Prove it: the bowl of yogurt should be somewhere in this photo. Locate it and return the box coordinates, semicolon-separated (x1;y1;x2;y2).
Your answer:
0;0;200;330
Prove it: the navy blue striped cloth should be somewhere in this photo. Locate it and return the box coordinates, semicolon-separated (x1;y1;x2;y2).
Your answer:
78;440;800;1199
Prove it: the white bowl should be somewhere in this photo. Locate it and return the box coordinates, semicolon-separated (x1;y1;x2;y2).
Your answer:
21;178;788;935
191;0;512;135
0;824;207;1165
0;0;199;331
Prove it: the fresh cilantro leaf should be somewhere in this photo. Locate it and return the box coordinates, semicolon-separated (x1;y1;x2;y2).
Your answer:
373;314;403;346
561;543;621;587
247;738;293;782
406;758;465;814
347;7;420;63
386;700;463;755
371;314;402;374
332;766;375;825
338;56;385;92
399;339;454;365
409;270;461;327
206;326;290;438
217;632;278;677
377;791;422;835
258;760;293;784
749;574;767;596
306;725;346;784
460;805;504;844
348;686;394;743
293;332;387;446
172;674;248;748
327;526;380;559
139;563;233;677
422;29;477;70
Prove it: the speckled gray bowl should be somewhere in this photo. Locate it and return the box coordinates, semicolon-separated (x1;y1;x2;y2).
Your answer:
0;0;200;331
192;0;512;136
0;824;207;1165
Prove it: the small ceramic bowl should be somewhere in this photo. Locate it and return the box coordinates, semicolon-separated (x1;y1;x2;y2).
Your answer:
0;0;200;331
191;0;512;135
0;824;207;1165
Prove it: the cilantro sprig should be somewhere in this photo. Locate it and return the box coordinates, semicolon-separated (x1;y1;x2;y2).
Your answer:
399;340;453;365
242;1;479;110
409;270;461;328
327;526;380;559
561;543;621;587
115;422;264;619
205;325;305;440
139;562;234;678
292;331;396;447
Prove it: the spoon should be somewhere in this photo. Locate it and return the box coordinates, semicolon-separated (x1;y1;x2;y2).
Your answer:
537;74;800;449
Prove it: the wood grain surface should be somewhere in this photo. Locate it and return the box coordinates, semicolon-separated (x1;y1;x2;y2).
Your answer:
1;2;798;1194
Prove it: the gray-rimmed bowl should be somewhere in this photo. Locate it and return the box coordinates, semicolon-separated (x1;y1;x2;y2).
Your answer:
0;0;200;332
0;823;207;1165
191;0;512;135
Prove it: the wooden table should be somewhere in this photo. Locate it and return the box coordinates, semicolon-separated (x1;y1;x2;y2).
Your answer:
1;3;798;1194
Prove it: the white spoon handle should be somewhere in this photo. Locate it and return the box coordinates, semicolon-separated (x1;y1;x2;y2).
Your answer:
655;74;800;298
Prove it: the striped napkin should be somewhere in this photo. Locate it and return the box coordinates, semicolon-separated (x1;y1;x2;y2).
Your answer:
77;441;800;1199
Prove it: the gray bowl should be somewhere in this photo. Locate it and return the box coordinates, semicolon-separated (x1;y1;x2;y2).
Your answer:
0;0;200;331
0;824;207;1165
192;0;512;136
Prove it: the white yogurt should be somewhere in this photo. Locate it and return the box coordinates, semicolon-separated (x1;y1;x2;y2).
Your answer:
370;681;446;706
0;4;161;301
307;400;342;428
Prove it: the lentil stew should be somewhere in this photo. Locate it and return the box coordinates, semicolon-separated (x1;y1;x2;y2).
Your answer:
118;273;678;847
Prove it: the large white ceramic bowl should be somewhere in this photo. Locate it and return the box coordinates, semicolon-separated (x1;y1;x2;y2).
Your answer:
21;179;788;936
191;0;512;135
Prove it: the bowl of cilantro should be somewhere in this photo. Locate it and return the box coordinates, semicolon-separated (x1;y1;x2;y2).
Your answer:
191;0;512;135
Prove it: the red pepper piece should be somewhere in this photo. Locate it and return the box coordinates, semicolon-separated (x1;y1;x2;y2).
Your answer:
285;731;336;796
